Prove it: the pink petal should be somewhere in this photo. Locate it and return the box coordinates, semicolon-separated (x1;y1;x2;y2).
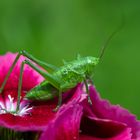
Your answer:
40;100;83;140
85;85;140;139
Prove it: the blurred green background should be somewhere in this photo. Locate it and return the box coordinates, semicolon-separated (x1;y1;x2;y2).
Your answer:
0;0;140;119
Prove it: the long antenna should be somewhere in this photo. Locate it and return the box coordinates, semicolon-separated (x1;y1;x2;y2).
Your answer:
99;16;125;60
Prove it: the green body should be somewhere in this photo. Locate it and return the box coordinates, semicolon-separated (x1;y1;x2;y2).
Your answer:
25;56;99;100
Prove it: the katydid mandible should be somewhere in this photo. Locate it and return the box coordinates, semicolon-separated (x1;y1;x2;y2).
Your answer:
0;27;121;112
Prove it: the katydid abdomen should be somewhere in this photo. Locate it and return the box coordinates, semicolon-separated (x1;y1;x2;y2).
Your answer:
26;81;59;100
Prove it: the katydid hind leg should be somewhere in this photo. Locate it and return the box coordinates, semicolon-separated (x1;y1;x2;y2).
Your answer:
0;50;58;93
16;59;61;112
21;50;58;73
23;59;60;89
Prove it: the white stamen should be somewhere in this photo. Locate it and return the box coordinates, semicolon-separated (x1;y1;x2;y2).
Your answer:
0;94;32;116
8;95;14;111
0;103;6;113
19;106;33;116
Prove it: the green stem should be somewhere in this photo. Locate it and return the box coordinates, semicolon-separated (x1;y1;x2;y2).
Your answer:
0;127;39;140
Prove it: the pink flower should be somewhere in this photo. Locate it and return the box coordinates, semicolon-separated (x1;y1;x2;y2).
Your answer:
40;85;140;140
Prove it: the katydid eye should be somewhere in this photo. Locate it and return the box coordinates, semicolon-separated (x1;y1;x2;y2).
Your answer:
63;70;68;74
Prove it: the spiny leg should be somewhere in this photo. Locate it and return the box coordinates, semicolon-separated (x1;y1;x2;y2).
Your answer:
0;50;58;93
84;79;92;105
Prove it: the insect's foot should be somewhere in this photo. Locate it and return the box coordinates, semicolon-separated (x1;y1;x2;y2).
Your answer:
88;97;92;105
53;106;60;112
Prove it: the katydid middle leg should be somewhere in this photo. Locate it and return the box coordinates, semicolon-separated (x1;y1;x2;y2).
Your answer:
53;89;62;112
84;79;92;105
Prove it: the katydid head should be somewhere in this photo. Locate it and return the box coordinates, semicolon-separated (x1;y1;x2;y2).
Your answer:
85;56;99;76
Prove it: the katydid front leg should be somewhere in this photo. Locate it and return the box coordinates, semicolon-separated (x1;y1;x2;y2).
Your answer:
0;50;58;93
84;79;92;105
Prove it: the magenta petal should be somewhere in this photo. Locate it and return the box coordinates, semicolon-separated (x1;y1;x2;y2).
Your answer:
87;86;140;139
80;116;132;140
40;101;83;140
80;126;131;140
80;129;131;140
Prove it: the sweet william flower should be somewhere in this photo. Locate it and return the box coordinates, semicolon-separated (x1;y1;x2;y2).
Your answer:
40;84;140;140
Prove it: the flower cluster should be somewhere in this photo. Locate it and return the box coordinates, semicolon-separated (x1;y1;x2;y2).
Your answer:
0;52;140;140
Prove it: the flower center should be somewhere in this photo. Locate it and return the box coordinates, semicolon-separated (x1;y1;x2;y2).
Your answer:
0;94;32;116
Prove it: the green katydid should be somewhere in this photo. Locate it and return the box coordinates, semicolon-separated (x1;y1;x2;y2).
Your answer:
0;51;99;112
0;25;122;112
